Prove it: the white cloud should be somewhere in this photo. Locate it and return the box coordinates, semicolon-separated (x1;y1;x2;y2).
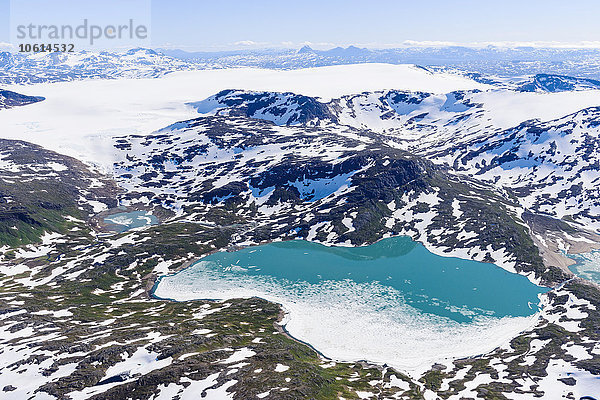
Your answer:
234;40;261;46
154;39;600;53
298;41;337;49
369;40;600;49
0;42;15;51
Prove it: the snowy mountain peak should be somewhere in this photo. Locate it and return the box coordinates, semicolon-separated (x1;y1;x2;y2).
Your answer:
189;88;485;133
126;47;159;56
297;45;315;54
188;89;338;125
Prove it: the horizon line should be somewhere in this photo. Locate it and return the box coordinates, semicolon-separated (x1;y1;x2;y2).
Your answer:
4;40;600;53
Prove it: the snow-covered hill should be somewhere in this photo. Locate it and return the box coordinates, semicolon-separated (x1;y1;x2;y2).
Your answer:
0;64;490;168
518;74;600;92
451;107;600;227
192;88;600;233
112;113;549;283
0;139;118;245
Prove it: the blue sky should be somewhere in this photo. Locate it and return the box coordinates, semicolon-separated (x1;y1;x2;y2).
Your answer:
1;0;599;51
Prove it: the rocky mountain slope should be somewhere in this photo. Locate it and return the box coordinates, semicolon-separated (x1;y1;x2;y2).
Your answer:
2;78;600;398
0;89;44;109
195;89;600;235
0;139;118;246
1;119;599;399
112;114;550;283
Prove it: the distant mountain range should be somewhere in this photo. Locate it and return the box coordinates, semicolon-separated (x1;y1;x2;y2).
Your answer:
0;48;197;84
2;46;600;85
160;45;600;78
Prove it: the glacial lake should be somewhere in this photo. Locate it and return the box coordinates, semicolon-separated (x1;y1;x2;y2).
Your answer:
568;250;600;285
103;211;158;233
154;237;547;372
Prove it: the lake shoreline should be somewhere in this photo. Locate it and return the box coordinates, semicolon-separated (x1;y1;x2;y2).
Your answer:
149;236;548;376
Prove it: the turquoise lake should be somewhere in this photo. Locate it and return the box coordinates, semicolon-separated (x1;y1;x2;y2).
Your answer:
156;237;546;323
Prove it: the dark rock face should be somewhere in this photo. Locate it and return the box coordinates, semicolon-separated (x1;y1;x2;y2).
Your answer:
557;377;577;386
387;90;431;105
0;89;44;109
197;181;249;204
97;373;130;386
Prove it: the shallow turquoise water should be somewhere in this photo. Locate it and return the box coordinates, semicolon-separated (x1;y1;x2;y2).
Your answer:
568;250;600;284
103;211;158;233
158;237;546;323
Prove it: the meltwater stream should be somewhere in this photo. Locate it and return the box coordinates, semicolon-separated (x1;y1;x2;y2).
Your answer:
154;237;547;373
